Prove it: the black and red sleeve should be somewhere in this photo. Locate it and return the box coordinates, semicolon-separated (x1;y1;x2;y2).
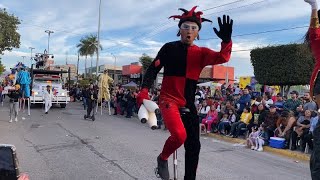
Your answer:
141;44;167;89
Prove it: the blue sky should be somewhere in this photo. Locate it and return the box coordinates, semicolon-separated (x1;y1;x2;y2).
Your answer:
0;0;313;77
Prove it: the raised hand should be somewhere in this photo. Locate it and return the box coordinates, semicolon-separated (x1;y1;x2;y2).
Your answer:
305;0;317;5
304;0;318;9
213;15;233;43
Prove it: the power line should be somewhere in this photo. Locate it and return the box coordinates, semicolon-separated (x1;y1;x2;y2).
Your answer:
130;0;269;46
4;0;261;53
105;0;256;52
200;25;309;41
202;0;246;11
204;0;267;17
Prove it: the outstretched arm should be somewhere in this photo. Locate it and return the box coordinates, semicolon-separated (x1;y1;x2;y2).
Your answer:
141;45;166;89
201;15;233;67
305;0;319;28
137;45;166;106
305;0;320;41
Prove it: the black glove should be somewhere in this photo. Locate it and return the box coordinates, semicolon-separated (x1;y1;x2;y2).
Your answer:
213;15;233;43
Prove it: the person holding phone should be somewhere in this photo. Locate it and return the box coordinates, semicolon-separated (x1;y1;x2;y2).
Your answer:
0;144;30;180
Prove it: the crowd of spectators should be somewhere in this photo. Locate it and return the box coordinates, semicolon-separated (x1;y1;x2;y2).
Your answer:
196;83;318;153
69;82;318;154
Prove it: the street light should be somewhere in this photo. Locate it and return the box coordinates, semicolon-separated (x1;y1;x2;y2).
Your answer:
111;53;116;80
96;0;102;78
29;47;35;67
21;56;26;64
45;30;54;54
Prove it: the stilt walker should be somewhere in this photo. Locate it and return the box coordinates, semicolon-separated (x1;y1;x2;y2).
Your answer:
303;0;320;179
97;68;114;116
137;6;233;180
16;65;31;114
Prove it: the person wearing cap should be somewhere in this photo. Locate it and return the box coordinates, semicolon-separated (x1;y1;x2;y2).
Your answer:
260;104;279;137
43;85;53;114
283;90;302;116
8;84;21;122
136;6;233;180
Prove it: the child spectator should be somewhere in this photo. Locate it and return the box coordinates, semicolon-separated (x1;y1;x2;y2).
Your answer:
229;106;252;138
247;126;259;150
218;110;236;135
255;124;269;152
201;105;219;133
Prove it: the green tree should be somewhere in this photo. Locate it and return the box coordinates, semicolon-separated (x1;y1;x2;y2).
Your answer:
139;53;153;72
85;34;102;78
0;9;21;54
250;43;314;95
77;38;89;78
0;57;5;75
76;34;102;78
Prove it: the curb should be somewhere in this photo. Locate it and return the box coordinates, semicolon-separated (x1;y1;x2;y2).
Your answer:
205;133;310;162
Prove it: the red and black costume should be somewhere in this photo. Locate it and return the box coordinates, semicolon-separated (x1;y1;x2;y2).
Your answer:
307;10;320;179
309;27;320;97
138;6;233;180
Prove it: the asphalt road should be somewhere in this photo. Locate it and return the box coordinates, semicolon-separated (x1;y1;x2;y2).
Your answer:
0;101;312;180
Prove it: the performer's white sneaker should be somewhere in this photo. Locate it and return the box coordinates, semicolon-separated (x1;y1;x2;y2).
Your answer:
9;119;12;123
15;117;18;122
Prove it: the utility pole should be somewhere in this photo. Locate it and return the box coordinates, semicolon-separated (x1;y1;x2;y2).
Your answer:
21;56;26;64
29;47;35;67
111;53;116;80
65;52;68;65
77;53;80;82
96;0;102;78
45;30;54;54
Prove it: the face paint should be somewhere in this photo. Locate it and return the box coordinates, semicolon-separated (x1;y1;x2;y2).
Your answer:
180;23;199;31
179;21;199;45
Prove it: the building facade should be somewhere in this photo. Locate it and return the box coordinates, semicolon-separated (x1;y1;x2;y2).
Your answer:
121;62;142;85
52;64;77;81
85;65;123;84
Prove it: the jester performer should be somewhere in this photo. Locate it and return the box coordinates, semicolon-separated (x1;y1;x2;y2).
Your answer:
136;6;233;180
98;68;114;105
304;0;320;179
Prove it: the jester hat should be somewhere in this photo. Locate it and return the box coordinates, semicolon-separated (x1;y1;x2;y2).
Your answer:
169;6;212;30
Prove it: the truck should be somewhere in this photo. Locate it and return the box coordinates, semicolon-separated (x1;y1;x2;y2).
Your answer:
29;52;71;108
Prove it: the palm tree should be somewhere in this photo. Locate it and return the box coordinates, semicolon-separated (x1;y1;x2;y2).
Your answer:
85;34;102;77
76;38;90;78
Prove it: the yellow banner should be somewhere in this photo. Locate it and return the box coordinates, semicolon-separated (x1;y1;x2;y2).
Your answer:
239;76;251;89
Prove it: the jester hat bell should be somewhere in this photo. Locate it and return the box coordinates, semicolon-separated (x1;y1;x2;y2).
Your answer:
169;6;212;30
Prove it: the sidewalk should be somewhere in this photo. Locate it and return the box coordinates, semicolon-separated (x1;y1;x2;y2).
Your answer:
205;132;310;162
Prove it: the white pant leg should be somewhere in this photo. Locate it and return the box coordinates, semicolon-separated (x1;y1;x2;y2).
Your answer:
45;100;52;112
258;138;265;147
9;102;14;119
255;137;259;149
13;102;19;118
